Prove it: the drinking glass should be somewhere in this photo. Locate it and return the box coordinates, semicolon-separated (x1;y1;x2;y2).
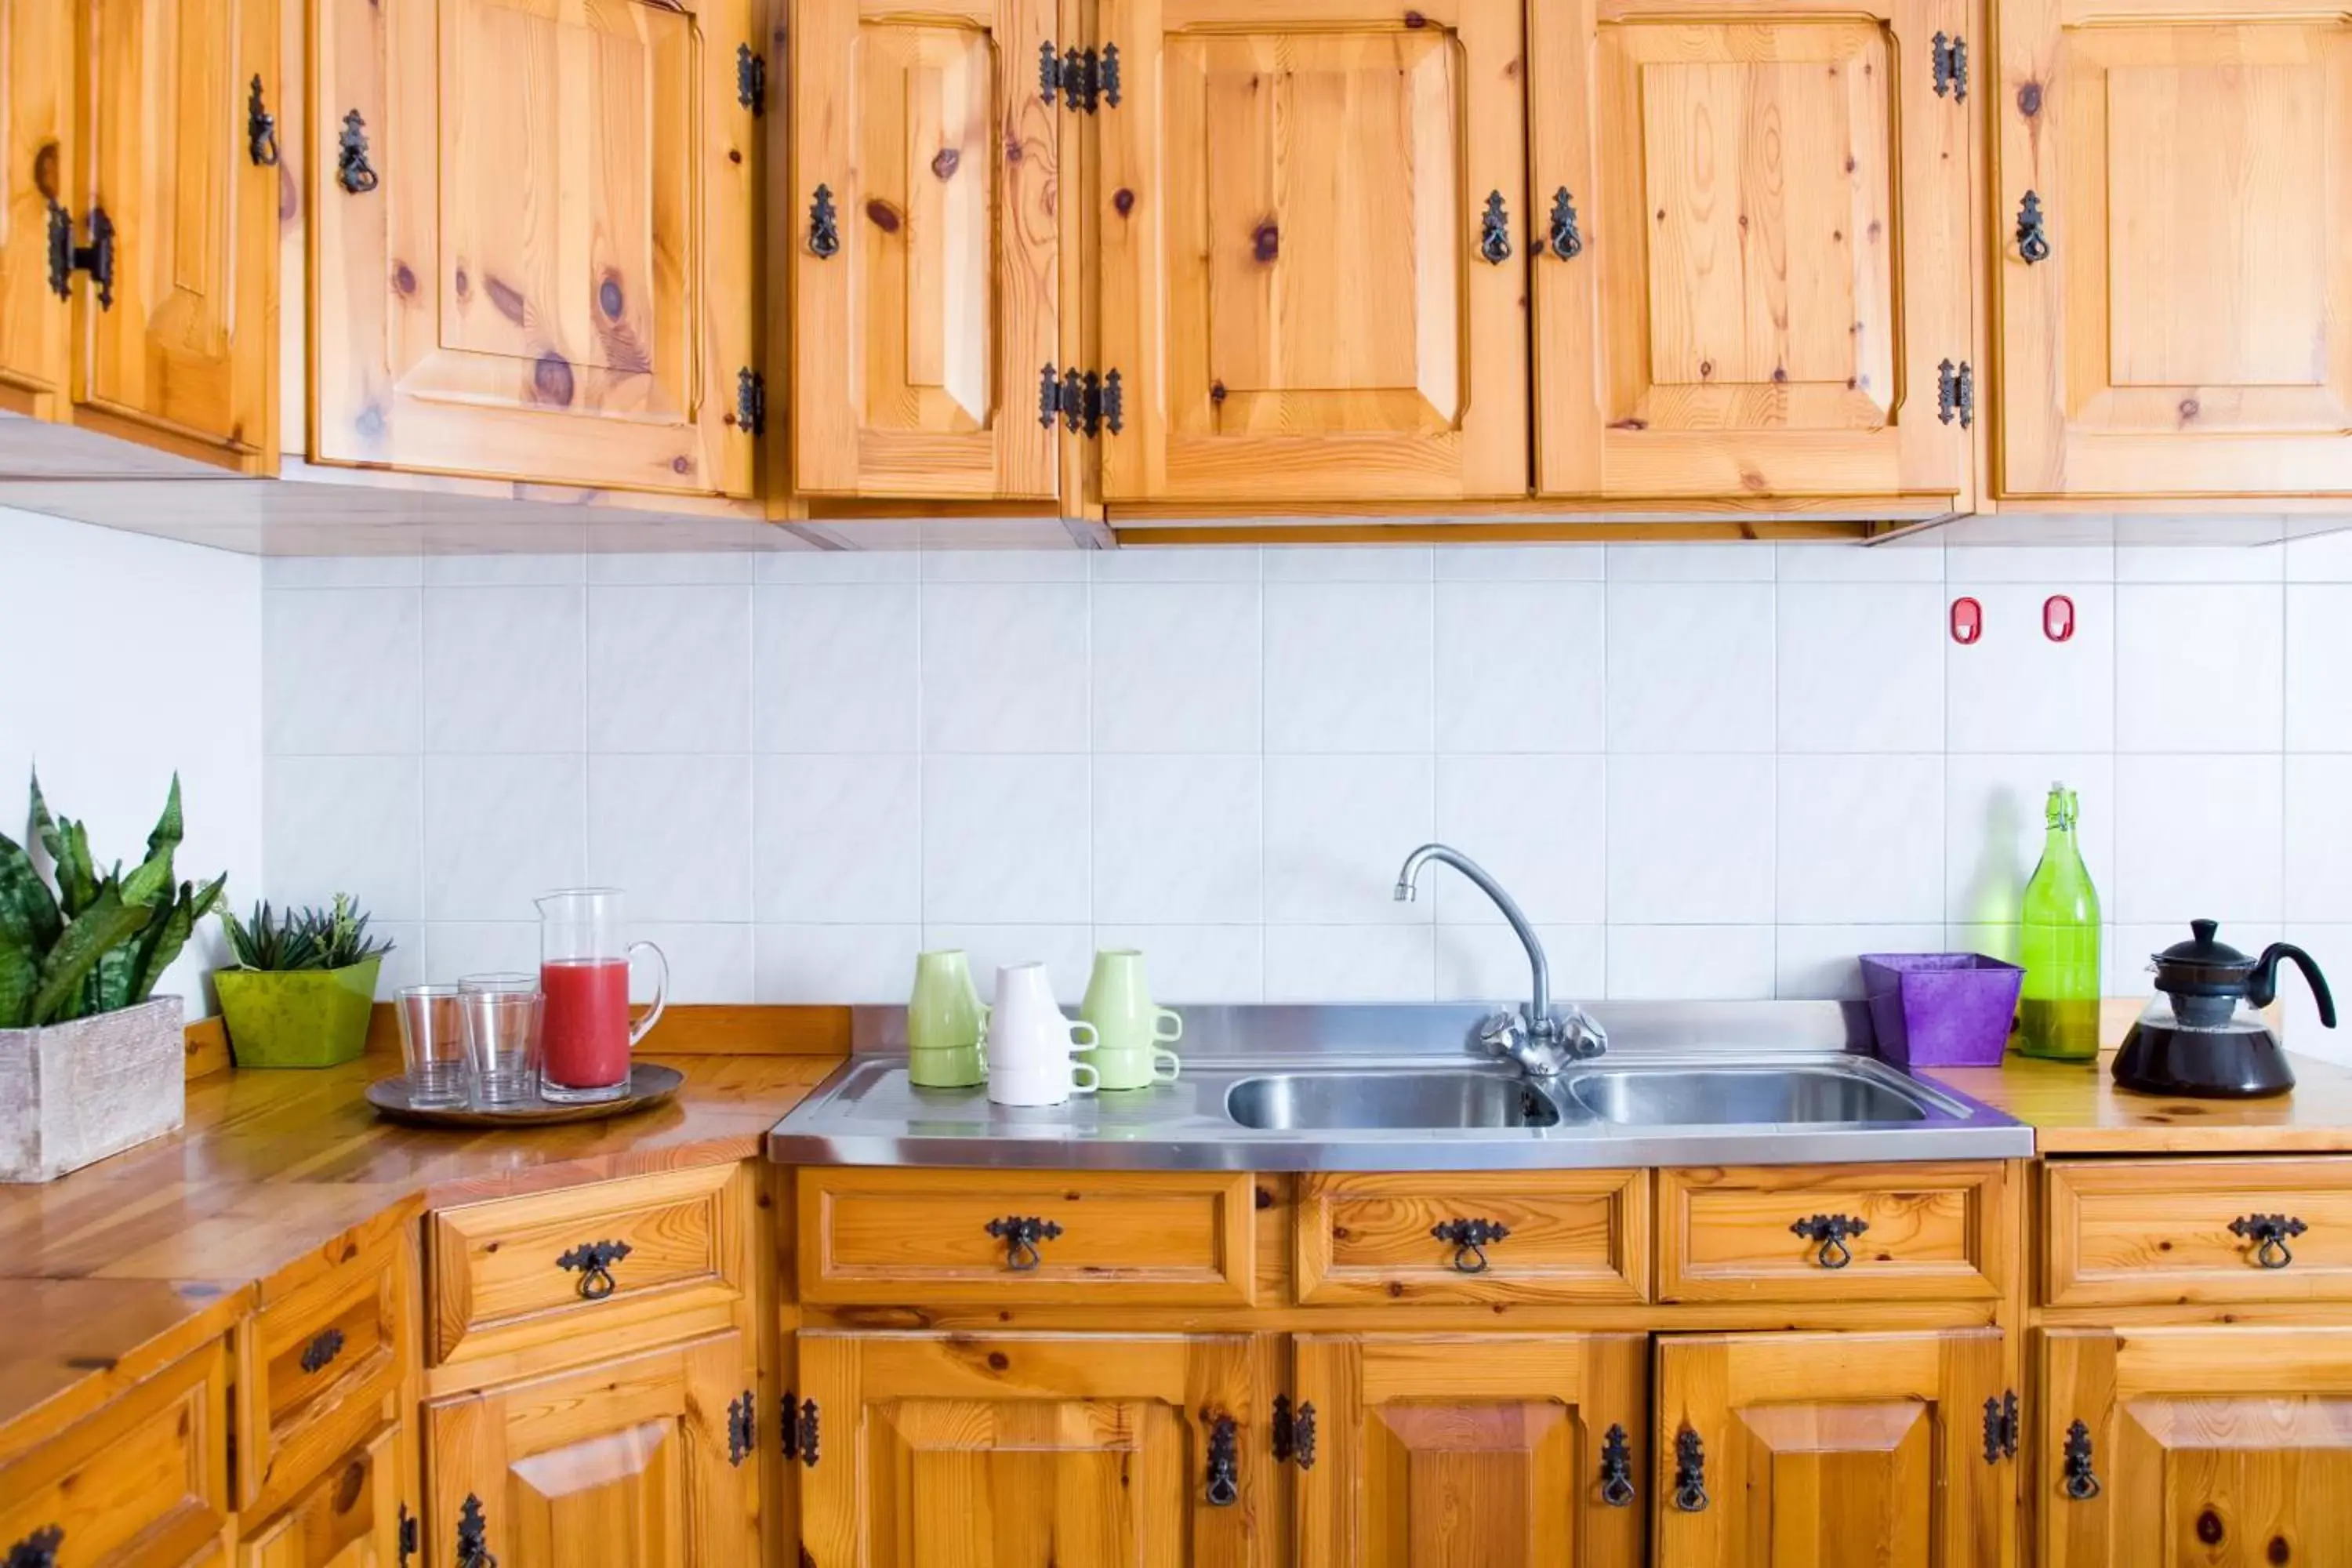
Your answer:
460;980;544;1106
395;985;469;1109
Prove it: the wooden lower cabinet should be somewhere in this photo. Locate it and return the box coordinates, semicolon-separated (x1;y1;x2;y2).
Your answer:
423;1330;759;1568
796;1330;1275;1568
1292;1333;1646;1567
238;1422;408;1568
2039;1327;2352;1567
1654;1330;2005;1568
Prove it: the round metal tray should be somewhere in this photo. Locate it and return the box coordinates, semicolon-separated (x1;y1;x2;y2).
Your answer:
364;1063;684;1127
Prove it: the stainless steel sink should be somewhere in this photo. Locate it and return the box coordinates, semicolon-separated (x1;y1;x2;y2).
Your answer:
1226;1071;1561;1131
1566;1065;1933;1126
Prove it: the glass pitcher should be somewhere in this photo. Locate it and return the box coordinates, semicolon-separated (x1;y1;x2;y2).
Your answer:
536;888;668;1103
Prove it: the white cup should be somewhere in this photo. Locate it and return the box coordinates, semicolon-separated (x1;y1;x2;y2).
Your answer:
986;963;1100;1106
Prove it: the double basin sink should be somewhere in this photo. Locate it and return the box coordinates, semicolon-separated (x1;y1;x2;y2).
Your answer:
1226;1064;1930;1131
765;1004;2031;1171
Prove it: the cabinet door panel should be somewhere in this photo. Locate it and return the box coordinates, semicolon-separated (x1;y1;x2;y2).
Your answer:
1294;1334;1646;1568
239;1423;405;1568
314;0;756;497
1656;1330;2002;1568
1998;5;2352;497
1097;0;1528;503
793;0;1058;499
2042;1327;2352;1568
0;0;71;418
76;0;278;468
1531;0;1972;503
426;1332;757;1568
798;1331;1272;1568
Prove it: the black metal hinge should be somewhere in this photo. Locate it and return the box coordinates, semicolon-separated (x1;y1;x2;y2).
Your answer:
397;1504;418;1566
737;44;767;115
45;199;71;302
455;1494;496;1568
1938;358;1975;428
1038;364;1123;437
1983;1391;2020;1463
67;207;115;311
1932;32;1969;100
789;1396;821;1468
1270;1395;1316;1469
1040;42;1120;111
728;1389;755;1465
737;368;766;437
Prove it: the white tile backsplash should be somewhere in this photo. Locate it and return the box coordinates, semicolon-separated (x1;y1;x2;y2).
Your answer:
263;540;2339;1006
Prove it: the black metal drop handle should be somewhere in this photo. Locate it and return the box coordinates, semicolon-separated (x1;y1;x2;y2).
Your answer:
1547;187;1584;260
1432;1217;1511;1274
337;111;378;194
808;184;840;258
247;75;279;167
986;1214;1063;1271
1599;1423;1635;1507
299;1326;345;1375
5;1526;62;1568
1791;1213;1871;1269
1205;1416;1240;1506
2061;1420;2100;1501
1671;1428;1708;1512
2231;1213;2308;1270
456;1494;497;1568
2016;191;2050;263
556;1239;633;1299
1479;191;1511;264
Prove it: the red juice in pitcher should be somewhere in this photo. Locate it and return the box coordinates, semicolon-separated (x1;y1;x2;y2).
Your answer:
540;959;632;1091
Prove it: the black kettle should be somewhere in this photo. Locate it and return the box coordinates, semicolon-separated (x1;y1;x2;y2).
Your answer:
2112;920;2338;1098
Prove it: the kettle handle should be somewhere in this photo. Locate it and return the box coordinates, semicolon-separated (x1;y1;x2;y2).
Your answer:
2251;943;2338;1029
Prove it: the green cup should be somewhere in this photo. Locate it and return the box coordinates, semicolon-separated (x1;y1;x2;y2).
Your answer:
1079;949;1182;1092
907;949;989;1088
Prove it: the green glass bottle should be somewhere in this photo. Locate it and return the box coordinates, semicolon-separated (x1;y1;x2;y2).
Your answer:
2016;782;2103;1061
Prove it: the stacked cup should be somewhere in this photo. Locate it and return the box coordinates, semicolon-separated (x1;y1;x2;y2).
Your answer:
985;963;1100;1106
1079;949;1182;1090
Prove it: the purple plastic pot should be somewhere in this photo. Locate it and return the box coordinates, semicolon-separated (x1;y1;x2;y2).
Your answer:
1860;953;2024;1069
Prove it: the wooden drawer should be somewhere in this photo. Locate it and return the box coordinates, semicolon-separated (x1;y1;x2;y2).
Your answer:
2045;1156;2352;1308
239;1225;408;1512
1658;1163;2009;1303
238;1421;405;1568
0;1335;233;1567
1295;1171;1649;1305
798;1168;1258;1306
429;1163;751;1367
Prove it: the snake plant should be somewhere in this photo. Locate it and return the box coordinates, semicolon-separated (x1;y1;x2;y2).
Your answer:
0;772;227;1029
218;893;394;972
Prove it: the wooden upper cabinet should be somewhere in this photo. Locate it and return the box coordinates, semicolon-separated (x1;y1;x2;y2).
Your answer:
0;0;72;420
1654;1330;2004;1568
1997;3;2352;500
1094;0;1530;504
425;1331;758;1568
1530;0;1975;506
791;0;1061;499
74;0;280;470
797;1331;1273;1568
1292;1334;1647;1568
2041;1327;2352;1568
313;0;757;497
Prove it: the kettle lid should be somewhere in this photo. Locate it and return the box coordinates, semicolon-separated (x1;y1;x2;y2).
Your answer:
2154;919;2255;971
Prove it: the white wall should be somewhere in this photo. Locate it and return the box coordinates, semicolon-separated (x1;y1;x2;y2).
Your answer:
0;507;265;1018
255;535;2352;1061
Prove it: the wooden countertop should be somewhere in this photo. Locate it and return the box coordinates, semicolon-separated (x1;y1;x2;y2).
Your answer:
0;1051;837;1441
1933;1047;2352;1155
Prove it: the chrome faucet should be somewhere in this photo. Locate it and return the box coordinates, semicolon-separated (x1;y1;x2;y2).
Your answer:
1393;843;1606;1076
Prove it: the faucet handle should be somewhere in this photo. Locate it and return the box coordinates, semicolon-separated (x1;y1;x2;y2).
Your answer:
1558;1005;1608;1060
1479;1011;1530;1061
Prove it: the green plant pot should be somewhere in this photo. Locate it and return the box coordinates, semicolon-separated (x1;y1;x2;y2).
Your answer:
215;957;382;1069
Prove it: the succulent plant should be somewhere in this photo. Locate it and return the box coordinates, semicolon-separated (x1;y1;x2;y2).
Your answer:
218;893;394;973
0;772;228;1029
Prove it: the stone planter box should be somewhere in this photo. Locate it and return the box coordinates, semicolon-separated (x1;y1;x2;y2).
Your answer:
0;995;186;1182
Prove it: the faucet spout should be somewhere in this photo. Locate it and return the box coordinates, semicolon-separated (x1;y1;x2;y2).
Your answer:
1394;843;1550;1022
